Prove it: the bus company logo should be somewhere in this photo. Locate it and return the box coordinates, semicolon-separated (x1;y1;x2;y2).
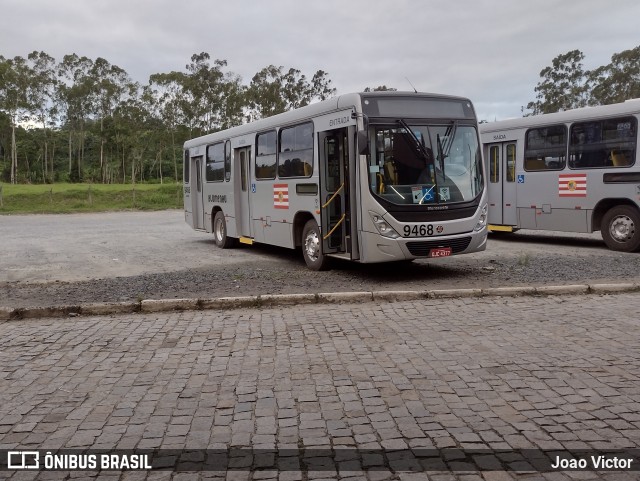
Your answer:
558;173;587;197
273;184;289;209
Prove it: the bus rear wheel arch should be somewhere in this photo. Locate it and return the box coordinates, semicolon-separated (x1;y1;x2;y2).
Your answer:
601;205;640;252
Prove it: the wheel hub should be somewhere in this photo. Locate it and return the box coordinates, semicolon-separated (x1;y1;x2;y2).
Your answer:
305;231;320;261
215;218;225;241
610;215;634;242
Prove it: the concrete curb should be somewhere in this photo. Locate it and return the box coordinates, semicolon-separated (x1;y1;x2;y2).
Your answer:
1;283;639;321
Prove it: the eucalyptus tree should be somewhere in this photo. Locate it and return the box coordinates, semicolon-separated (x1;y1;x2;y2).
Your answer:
57;54;95;181
26;51;58;182
91;57;136;182
182;52;229;135
588;46;640;105
113;95;155;184
245;65;336;121
525;50;588;115
147;71;189;182
218;71;245;130
0;55;30;183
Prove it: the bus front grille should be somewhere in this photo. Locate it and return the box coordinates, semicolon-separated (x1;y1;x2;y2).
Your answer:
406;237;472;256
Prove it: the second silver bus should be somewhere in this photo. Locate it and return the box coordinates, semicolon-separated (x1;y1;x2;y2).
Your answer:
480;100;640;251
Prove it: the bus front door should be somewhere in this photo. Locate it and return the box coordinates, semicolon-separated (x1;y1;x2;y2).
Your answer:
191;155;205;230
235;147;252;239
319;128;348;255
487;142;517;226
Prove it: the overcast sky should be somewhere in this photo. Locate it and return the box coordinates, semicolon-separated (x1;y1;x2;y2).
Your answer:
2;0;639;121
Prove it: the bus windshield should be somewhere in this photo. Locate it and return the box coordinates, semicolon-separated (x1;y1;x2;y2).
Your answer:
371;123;483;205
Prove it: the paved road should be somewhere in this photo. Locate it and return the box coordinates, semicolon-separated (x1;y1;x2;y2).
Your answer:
2;293;640;479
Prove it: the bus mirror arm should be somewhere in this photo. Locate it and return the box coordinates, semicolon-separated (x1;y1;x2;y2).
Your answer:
357;130;370;155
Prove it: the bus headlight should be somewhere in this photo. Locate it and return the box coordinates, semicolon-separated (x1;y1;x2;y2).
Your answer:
369;212;400;239
474;203;488;232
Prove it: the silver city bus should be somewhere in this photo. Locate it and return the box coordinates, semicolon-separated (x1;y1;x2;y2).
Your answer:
480;100;640;251
184;91;488;270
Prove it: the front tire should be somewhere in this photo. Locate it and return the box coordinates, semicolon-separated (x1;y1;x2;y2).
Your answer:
601;205;640;252
213;211;234;248
301;219;331;271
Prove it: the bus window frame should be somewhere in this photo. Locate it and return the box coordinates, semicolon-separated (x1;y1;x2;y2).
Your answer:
523;124;567;172
206;142;226;183
568;116;637;170
255;129;277;180
277;121;314;179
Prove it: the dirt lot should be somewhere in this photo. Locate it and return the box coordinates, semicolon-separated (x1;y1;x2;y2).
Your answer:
2;210;640;308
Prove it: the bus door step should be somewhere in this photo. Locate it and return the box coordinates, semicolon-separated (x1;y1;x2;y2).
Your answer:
239;237;254;245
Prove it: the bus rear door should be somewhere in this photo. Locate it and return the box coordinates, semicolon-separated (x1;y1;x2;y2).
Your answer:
190;155;205;230
487;142;517;227
235;146;253;239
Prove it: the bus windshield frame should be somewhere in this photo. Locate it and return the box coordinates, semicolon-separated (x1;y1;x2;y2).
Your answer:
368;120;483;208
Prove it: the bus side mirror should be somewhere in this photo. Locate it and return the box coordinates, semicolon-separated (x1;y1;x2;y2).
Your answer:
357;131;370;155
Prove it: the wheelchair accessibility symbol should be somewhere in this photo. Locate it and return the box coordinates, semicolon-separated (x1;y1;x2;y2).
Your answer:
517;175;524;184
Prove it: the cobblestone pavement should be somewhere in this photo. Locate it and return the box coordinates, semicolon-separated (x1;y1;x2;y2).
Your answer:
2;293;640;480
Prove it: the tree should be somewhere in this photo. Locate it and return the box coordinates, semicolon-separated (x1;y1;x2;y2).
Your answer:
525;50;588;115
57;54;95;181
0;55;30;183
147;71;189;183
588;46;640;105
182;52;229;135
246;65;336;121
26;51;58;182
91;57;135;182
364;85;397;92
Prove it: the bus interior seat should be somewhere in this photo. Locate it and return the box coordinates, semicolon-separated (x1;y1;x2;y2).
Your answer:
525;158;546;170
611;150;630;167
384;162;398;185
304;162;312;176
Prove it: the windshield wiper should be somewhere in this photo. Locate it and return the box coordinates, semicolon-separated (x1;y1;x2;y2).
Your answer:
397;119;432;166
436;120;458;185
396;119;439;198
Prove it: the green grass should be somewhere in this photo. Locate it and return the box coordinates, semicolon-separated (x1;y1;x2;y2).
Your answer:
0;183;184;214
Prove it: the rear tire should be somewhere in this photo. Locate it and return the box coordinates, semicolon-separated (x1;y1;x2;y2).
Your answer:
301;219;331;271
601;205;640;252
213;211;235;248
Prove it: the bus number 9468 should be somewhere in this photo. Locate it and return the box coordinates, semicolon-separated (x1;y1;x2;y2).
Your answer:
404;224;434;237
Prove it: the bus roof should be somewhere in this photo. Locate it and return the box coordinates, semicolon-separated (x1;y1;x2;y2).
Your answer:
184;91;473;149
480;100;640;134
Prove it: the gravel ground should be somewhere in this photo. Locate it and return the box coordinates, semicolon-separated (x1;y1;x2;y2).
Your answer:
3;232;640;309
2;210;640;309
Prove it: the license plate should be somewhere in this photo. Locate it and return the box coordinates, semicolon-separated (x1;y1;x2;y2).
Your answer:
429;247;452;258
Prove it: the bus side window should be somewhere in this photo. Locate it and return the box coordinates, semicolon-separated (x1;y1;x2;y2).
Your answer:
524;125;566;171
256;130;277;179
570;117;636;169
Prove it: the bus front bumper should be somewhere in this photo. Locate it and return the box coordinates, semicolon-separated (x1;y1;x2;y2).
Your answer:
358;228;487;263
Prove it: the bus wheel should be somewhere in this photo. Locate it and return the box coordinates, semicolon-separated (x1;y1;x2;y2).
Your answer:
302;219;331;271
601;205;640;252
213;211;234;248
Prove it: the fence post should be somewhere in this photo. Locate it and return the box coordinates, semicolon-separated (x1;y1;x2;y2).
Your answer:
88;185;93;205
0;184;3;208
49;187;53;204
